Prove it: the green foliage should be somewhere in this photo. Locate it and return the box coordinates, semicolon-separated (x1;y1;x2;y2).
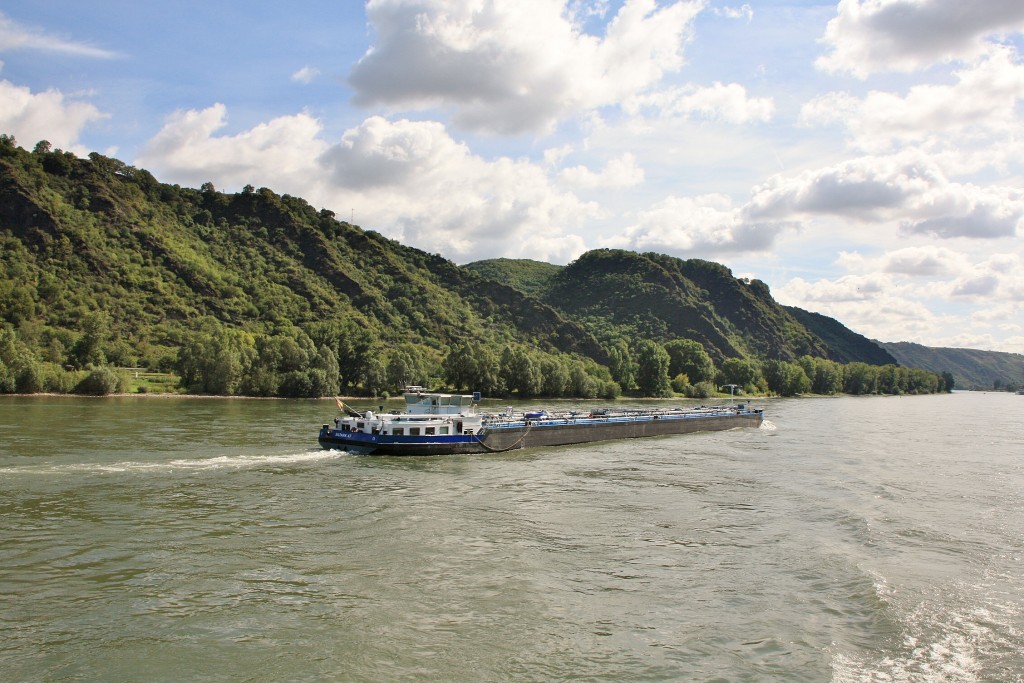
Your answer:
682;381;717;399
500;345;541;397
606;341;635;390
664;338;716;384
719;357;763;394
763;359;811;396
0;139;956;400
634;339;672;397
74;366;127;395
804;356;844;395
463;258;561;298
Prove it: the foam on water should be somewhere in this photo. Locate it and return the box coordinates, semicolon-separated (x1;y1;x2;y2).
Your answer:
0;449;343;475
829;571;1023;682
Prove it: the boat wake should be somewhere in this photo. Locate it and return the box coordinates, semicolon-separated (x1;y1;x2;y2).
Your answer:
0;450;343;476
759;419;778;432
829;568;1024;682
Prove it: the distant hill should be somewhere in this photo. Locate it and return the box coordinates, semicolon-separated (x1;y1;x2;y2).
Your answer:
880;342;1024;391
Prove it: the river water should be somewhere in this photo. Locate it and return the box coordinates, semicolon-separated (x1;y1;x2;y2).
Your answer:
1;392;1022;682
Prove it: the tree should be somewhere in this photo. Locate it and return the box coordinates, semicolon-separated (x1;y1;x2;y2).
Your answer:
763;359;810;396
808;357;843;395
720;357;762;393
69;311;112;367
664;339;716;384
176;323;256;394
315;344;340;395
500;345;540;397
540;355;570;397
941;371;955;392
386;344;430;392
568;359;598;398
634;340;672;397
606;341;635;390
361;354;388;397
443;341;475;391
843;362;879;395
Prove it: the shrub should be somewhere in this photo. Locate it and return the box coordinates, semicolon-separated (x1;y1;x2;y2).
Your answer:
683;381;717;399
74;367;124;395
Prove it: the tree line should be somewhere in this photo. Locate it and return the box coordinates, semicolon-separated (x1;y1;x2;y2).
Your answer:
0;319;952;398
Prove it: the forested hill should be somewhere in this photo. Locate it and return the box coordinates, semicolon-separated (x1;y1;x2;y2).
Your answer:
467;252;892;365
0;138;604;391
0;138;947;397
880;342;1024;391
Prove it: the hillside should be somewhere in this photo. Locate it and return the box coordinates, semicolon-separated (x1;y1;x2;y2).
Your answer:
0;139;604;389
880;342;1024;391
472;251;866;364
0;138;951;398
785;306;897;365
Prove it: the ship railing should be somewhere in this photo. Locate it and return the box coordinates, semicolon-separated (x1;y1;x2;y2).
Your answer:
480;404;754;427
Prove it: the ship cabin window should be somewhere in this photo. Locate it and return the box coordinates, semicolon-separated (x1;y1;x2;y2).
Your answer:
356;422;365;430
392;428;404;436
440;426;449;435
425;427;435;435
409;427;420;436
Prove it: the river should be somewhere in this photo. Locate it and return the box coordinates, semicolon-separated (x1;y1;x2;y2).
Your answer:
1;392;1022;682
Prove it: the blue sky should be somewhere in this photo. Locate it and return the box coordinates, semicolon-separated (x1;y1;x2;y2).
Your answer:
2;1;1023;353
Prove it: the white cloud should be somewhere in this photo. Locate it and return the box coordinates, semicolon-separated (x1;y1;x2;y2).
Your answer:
136;106;597;264
817;0;1024;77
290;66;320;84
802;46;1024;153
319;116;597;262
948;255;1024;301
776;273;953;344
543;144;574;167
136;104;328;190
782;272;891;304
0;11;118;59
775;251;1024;350
558;152;644;188
0;79;107;153
950;273;1000;297
744;154;1024;239
605;193;792;256
625;81;774;123
880;246;965;276
715;5;753;22
348;0;703;134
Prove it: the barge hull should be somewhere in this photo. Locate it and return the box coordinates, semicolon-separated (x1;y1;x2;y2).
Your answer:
318;410;762;456
482;411;761;451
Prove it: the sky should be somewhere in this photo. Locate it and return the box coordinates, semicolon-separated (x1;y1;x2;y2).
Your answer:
1;1;1023;354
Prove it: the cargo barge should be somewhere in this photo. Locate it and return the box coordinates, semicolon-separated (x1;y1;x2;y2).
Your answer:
318;387;763;456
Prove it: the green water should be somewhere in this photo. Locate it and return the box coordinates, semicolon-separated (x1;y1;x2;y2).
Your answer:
2;393;1022;681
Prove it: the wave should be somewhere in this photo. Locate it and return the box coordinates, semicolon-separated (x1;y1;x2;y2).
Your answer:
829;572;1023;682
0;450;343;476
